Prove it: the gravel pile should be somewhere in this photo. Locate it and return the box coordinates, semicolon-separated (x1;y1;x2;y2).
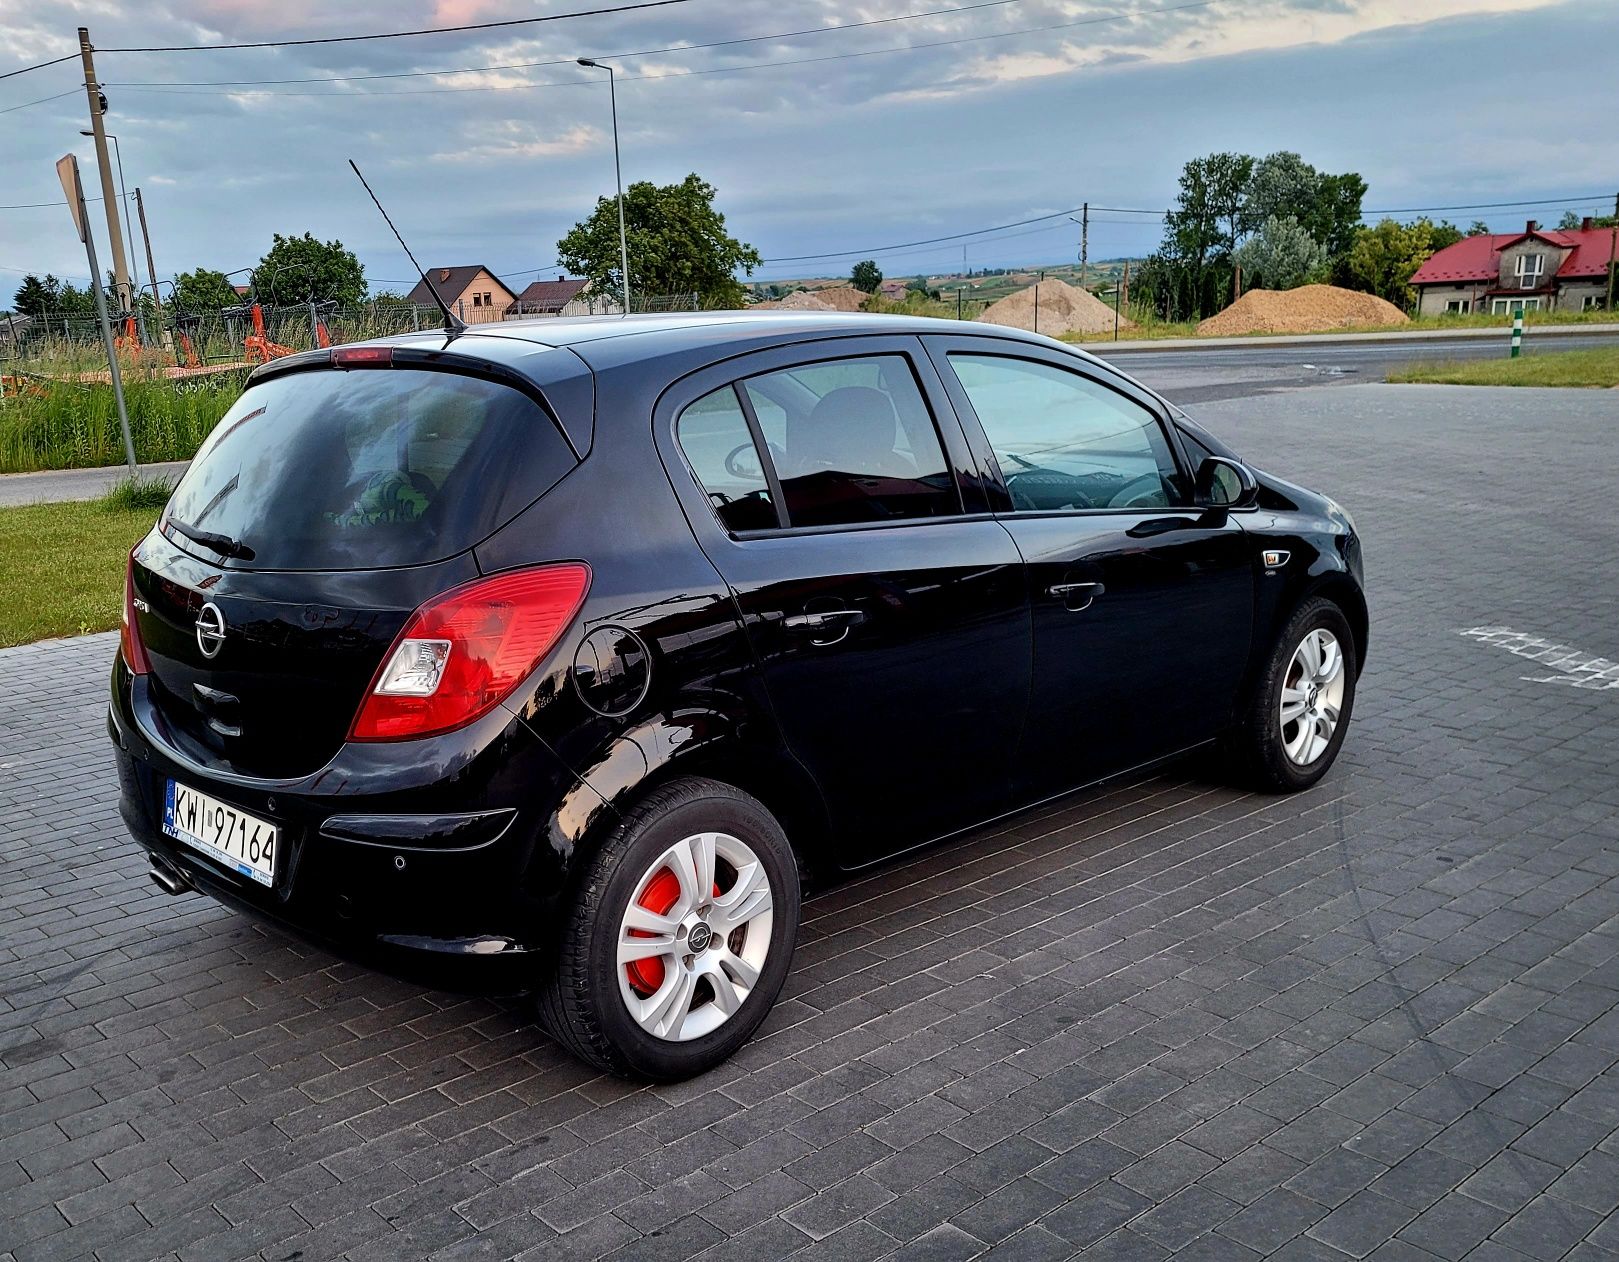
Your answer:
1197;285;1408;335
976;279;1133;335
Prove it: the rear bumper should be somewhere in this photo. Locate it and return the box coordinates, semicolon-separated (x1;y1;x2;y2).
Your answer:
109;663;600;994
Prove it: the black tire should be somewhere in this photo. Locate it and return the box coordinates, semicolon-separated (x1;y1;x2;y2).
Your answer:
1230;595;1358;793
538;776;800;1080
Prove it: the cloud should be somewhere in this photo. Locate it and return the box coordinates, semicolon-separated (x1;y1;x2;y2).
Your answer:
424;121;603;162
0;0;1614;294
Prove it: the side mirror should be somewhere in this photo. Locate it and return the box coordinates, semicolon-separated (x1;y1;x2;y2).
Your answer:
1196;456;1259;509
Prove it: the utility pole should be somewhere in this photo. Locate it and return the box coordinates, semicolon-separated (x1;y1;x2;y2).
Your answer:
1080;203;1089;287
77;28;131;313
1607;191;1618;313
1121;259;1130;322
134;188;164;332
1233;263;1243;305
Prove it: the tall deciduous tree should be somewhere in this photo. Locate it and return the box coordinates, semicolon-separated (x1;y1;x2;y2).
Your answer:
253;233;367;306
850;260;882;293
172;267;241;312
557;174;761;309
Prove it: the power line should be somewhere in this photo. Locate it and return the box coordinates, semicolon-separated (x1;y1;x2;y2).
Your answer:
0;87;81;115
0;52;77;83
105;0;1031;88
0;192;132;211
97;0;701;53
102;0;1222;99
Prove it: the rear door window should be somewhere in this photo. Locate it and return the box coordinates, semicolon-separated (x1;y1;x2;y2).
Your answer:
164;368;576;570
675;386;780;532
738;354;959;528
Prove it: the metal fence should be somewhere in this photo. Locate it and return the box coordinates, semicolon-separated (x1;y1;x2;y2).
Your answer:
0;293;718;368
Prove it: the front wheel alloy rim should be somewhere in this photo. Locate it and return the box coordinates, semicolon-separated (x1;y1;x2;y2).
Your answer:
616;831;774;1042
1280;627;1346;766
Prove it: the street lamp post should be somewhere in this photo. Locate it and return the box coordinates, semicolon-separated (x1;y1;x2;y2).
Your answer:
80;128;144;338
577;58;631;315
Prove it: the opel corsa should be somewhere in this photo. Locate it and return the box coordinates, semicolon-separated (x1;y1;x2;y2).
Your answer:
111;312;1366;1079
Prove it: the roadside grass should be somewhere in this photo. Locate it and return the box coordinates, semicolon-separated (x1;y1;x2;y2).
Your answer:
1388;346;1619;387
0;501;155;647
0;354;243;474
101;473;178;512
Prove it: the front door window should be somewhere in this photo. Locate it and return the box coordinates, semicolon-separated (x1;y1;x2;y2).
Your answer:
946;354;1185;512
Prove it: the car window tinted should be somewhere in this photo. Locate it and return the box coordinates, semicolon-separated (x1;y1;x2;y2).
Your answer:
949;354;1182;512
164;367;575;570
739;354;958;528
675;386;780;532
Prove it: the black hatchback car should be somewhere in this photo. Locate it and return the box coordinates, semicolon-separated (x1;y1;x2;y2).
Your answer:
111;311;1365;1079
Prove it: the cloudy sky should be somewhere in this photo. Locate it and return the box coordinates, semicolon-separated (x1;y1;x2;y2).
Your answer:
2;0;1615;301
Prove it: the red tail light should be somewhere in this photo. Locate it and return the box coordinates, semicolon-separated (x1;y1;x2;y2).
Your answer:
350;564;590;742
121;550;151;675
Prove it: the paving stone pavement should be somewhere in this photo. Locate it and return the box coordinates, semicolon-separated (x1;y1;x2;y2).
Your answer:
3;381;1617;1261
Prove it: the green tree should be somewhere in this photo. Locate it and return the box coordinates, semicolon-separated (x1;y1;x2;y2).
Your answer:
1142;151;1254;319
1467;220;1492;237
1343;218;1459;308
1241;151;1318;235
11;274;58;316
52;281;97;315
850;260;882;293
1234;215;1328;291
1557;208;1618;230
253;233;366;306
172;267;241;312
557;173;761;309
1308;171;1368;261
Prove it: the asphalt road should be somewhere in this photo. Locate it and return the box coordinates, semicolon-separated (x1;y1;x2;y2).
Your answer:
1093;329;1619;405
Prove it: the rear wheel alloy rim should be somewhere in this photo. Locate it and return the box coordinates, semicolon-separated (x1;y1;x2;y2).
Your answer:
1280;627;1346;766
616;831;773;1043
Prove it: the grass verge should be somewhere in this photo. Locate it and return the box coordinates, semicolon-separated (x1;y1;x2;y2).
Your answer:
0;501;155;647
1388;346;1619;387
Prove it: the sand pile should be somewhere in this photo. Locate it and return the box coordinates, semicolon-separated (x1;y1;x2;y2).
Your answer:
976;279;1133;336
751;290;835;311
1197;285;1408;336
803;285;870;312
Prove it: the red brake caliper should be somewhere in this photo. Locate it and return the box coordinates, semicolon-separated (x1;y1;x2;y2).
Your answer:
625;867;724;997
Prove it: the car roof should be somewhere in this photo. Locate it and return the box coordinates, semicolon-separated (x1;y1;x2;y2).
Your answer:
373;309;1101;362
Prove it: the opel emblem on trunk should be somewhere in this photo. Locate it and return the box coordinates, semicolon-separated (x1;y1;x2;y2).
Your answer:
195;602;227;659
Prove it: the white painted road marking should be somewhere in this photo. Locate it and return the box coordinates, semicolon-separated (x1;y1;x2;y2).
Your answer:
1460;626;1619;691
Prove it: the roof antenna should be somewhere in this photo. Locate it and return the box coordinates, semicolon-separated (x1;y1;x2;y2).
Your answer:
347;158;465;338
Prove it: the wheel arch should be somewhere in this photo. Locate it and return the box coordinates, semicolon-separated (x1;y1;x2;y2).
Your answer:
1298;571;1368;676
538;713;833;892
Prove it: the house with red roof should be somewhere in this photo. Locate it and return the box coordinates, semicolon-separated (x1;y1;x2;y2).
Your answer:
1410;219;1616;316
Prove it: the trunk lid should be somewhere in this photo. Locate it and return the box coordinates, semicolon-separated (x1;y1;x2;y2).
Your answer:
132;534;478;778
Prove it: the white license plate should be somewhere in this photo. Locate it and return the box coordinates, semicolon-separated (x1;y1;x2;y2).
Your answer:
163;781;278;887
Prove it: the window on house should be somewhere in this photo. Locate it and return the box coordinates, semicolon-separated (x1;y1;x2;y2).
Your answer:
1444;299;1471;314
1583;296;1605;311
1491;297;1542;314
1514;254;1544;290
471;293;483;309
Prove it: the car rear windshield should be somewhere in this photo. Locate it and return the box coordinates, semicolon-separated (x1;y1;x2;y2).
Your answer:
163;367;576;570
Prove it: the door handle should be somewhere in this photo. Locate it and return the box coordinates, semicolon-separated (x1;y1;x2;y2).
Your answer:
783;607;864;646
1046;581;1104;610
783;609;864;630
